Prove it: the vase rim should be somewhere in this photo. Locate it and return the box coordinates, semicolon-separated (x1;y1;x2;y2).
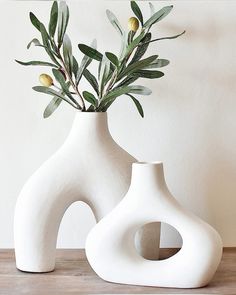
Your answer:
75;111;107;116
133;161;163;166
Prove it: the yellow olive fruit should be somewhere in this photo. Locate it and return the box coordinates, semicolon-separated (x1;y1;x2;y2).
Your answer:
39;74;53;87
128;17;139;32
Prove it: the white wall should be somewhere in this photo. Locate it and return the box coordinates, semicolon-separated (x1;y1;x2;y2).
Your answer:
0;1;236;248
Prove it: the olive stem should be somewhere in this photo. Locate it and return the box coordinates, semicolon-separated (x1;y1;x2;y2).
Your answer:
57;50;86;111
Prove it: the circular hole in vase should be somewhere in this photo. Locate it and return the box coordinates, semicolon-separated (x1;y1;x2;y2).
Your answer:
134;222;183;260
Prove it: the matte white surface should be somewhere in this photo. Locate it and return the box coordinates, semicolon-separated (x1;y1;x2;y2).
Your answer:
0;1;236;248
86;162;223;288
14;113;134;271
14;113;160;272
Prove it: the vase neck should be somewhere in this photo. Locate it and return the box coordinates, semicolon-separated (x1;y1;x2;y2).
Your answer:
67;112;111;143
129;162;167;194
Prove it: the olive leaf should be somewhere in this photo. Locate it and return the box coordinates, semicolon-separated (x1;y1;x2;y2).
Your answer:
49;1;58;38
27;38;41;49
144;59;169;69
132;70;164;79
128;31;135;45
78;44;103;61
32;86;77;109
143;5;173;29
43;96;63;118
118;55;158;80
115;75;139;88
100;84;151;108
40;23;60;66
124;31;145;57
72;56;79;79
143;31;186;45
126;94;144;117
119;31;128;59
87;105;95;112
76;39;97;84
83;91;98;107
29;12;41;32
17;1;185;116
131;1;143;26
99;55;110;96
52;68;79;107
98;85;151;111
106;10;124;37
105;52;119;67
52;69;74;101
15;60;58;67
58;1;69;48
83;69;99;96
63;34;73;75
130;33;152;64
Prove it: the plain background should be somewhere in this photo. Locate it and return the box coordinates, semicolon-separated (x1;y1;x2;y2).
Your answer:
0;0;235;248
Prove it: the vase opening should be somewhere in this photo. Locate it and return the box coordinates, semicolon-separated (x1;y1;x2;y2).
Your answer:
130;161;166;193
133;161;163;166
134;222;183;261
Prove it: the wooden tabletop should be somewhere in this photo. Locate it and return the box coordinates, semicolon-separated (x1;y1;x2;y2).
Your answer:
0;248;235;294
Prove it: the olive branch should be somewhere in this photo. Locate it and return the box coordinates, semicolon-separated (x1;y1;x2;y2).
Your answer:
15;1;185;118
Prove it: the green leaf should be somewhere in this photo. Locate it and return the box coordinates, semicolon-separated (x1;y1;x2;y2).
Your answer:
83;91;98;107
126;94;144;117
100;85;151;108
78;44;103;61
144;59;169;69
105;52;119;67
33;86;61;96
106;10;124;36
131;1;143;26
118;55;158;80
15;60;57;67
132;70;164;79
83;69;99;96
143;5;173;29
119;31;128;59
43;96;62;118
130;33;152;64
72;56;79;79
27;38;41;49
128;30;135;45
99;55;110;96
40;23;60;66
124;31;145;57
144;31;186;45
116;75;139;88
76;39;97;84
29;12;41;32
87;105;95;112
49;1;58;38
52;68;78;106
58;1;69;47
33;86;77;109
98;85;151;111
63;34;73;75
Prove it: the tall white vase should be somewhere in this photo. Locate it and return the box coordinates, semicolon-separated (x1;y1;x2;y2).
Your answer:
86;162;223;288
14;113;160;273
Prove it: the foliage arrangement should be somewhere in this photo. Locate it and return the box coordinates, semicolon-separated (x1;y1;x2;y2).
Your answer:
16;1;185;118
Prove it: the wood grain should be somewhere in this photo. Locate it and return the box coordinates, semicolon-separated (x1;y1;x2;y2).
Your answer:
0;248;235;294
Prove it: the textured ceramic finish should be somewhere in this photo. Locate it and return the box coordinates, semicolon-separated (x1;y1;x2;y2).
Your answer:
86;162;223;288
14;113;159;272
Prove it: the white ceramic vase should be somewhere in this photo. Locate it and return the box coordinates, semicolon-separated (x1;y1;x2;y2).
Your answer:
14;112;160;272
86;162;223;288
